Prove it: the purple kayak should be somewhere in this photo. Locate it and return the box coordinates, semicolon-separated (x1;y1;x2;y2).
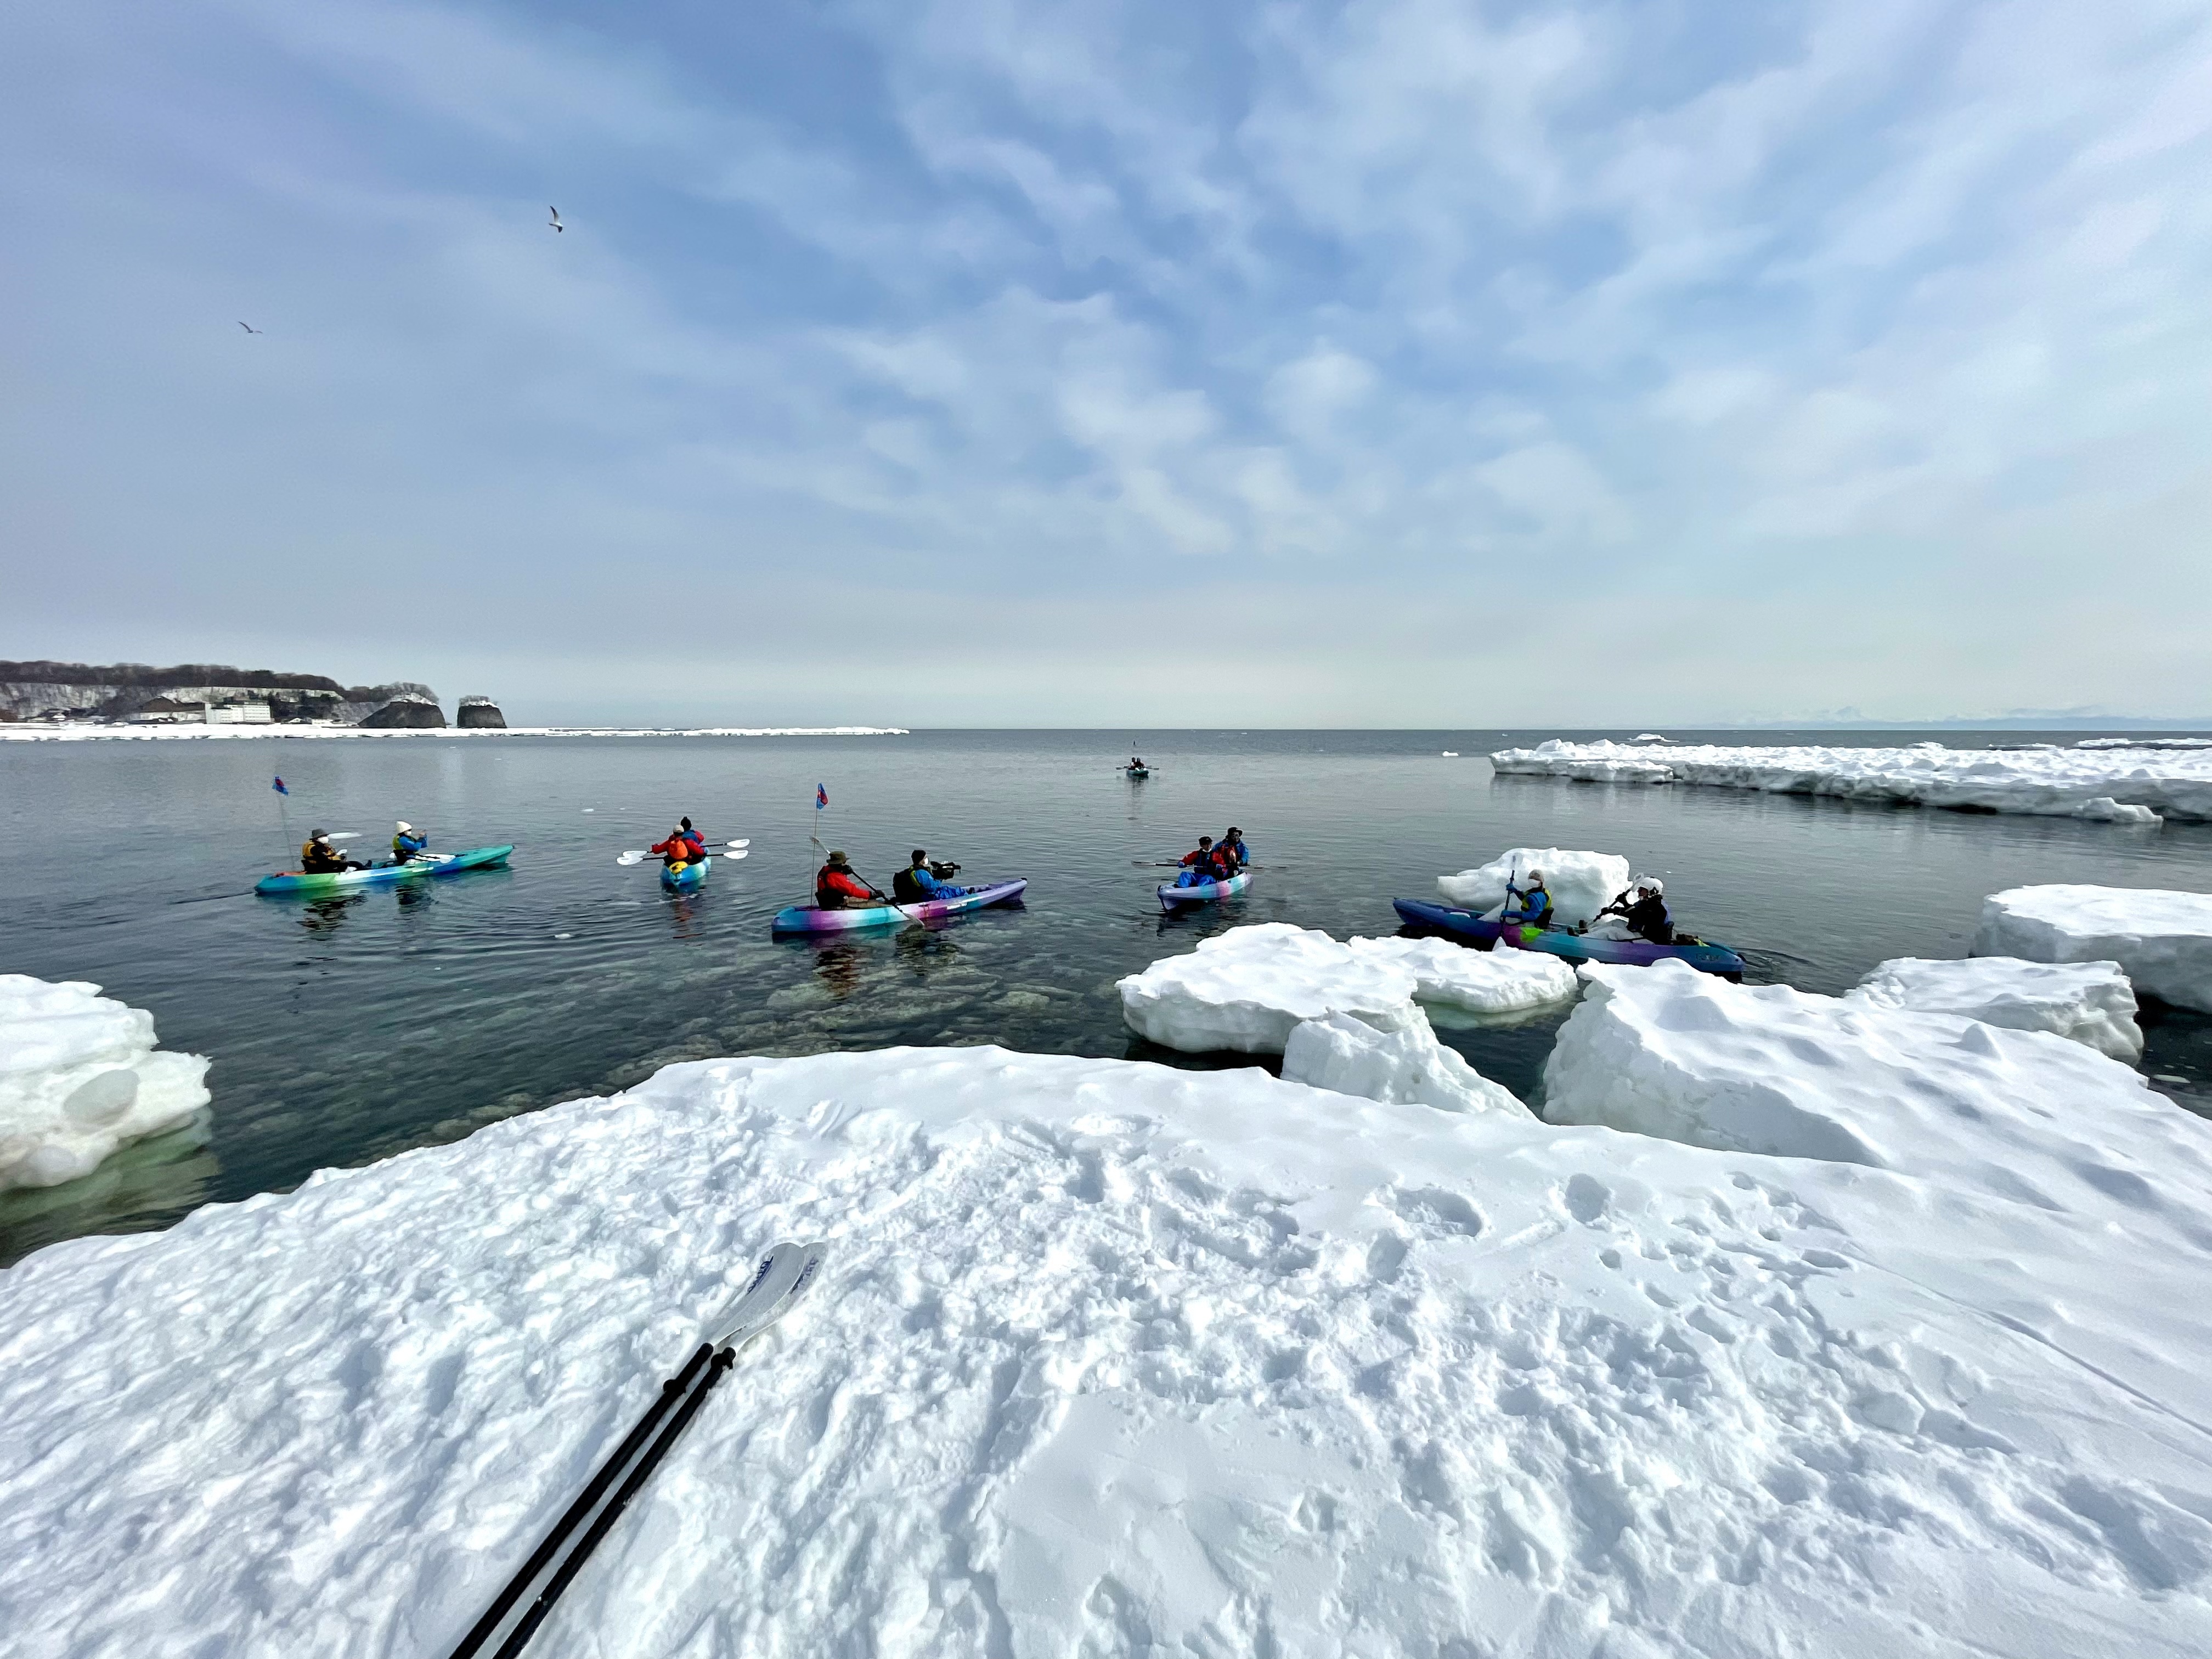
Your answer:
771;879;1027;934
1391;898;1746;977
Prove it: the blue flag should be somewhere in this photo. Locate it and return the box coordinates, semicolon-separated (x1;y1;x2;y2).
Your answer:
272;776;289;795
815;784;827;809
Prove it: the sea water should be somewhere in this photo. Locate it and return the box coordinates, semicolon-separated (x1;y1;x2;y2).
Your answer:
3;729;2208;1262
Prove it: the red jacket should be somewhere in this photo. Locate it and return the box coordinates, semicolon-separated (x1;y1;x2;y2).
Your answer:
816;865;874;905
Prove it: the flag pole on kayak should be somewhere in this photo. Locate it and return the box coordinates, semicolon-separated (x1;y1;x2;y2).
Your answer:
272;775;292;868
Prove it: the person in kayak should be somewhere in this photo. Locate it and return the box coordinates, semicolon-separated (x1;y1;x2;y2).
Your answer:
1593;878;1673;944
391;821;428;864
893;849;967;902
1216;828;1249;871
300;830;369;874
650;818;709;871
1501;870;1554;928
1176;836;1218;887
1130;756;1148;770
815;850;879;910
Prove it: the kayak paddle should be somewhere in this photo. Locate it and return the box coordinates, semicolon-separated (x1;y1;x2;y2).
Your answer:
616;840;749;867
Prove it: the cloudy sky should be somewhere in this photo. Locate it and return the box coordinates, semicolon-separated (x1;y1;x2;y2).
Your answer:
2;0;2207;726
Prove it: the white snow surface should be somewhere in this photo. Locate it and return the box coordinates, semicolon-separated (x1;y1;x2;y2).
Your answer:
1489;738;2210;823
1344;934;1580;1015
1118;924;1574;1054
1974;885;2212;1013
1281;1009;1525;1116
1542;962;2202;1232
0;725;907;741
1849;956;2143;1059
9;1044;2212;1657
0;975;210;1191
1436;847;1633;928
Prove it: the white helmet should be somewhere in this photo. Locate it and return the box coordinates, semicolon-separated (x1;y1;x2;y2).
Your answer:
396;821;413;833
1640;877;1664;894
1525;869;1545;884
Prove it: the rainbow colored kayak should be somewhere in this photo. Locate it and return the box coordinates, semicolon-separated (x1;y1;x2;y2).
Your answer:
1391;898;1746;977
662;857;710;891
771;879;1027;933
1158;869;1252;910
255;844;515;896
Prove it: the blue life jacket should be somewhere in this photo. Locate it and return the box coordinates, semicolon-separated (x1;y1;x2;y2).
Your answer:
1505;884;1552;926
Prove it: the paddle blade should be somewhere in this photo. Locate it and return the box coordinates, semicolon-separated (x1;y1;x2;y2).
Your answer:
726;839;751;850
708;1241;828;1348
616;851;647;866
725;849;749;861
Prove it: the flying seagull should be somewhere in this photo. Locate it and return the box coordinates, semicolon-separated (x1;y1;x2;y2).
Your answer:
549;206;563;233
238;321;261;334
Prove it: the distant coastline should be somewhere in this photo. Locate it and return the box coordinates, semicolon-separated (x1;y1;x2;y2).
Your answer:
0;724;910;742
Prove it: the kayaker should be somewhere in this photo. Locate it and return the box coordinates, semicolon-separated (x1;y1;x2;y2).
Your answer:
1502;870;1554;929
391;821;428;864
1176;836;1218;887
1130;755;1147;770
1594;878;1673;944
893;849;967;902
815;850;878;910
1216;827;1249;871
300;830;368;874
650;819;709;871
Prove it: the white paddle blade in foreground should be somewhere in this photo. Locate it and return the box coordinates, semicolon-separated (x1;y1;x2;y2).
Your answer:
727;839;750;849
709;1241;828;1350
615;851;648;866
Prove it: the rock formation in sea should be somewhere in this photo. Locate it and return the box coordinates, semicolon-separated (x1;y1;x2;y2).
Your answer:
455;695;506;729
359;693;448;729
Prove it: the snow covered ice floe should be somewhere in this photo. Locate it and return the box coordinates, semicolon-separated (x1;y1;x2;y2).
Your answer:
1436;846;1632;928
1975;885;2212;1013
0;975;210;1191
1282;1011;1523;1115
1543;961;2200;1227
1489;738;2209;823
1118;923;1576;1055
9;1044;2212;1657
1848;956;2143;1060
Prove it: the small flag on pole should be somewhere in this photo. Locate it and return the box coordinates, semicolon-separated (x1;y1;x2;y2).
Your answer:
815;785;828;810
272;776;289;795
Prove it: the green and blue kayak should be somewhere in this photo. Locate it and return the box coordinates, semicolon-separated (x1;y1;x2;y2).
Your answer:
255;844;515;896
662;856;710;891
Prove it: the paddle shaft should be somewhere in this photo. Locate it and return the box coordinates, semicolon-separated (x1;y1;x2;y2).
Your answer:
444;1342;716;1659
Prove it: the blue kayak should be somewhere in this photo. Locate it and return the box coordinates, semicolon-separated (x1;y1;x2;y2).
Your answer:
662;857;710;891
1158;869;1252;910
1391;898;1746;977
256;845;514;896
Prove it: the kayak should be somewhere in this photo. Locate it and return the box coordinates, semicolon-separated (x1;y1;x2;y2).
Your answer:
255;844;515;896
1158;869;1252;910
771;878;1028;934
1126;767;1150;778
662;857;710;891
1391;898;1746;977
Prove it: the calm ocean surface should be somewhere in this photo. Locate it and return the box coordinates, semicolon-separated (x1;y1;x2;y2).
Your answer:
4;729;2209;1263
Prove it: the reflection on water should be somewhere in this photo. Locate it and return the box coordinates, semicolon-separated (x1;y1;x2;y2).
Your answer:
0;1114;220;1263
297;894;365;935
3;727;2209;1262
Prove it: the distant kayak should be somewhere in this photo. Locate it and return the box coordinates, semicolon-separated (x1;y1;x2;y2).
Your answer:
1391;898;1746;977
1158;870;1251;910
661;857;710;891
1126;767;1150;778
771;879;1028;934
255;845;514;896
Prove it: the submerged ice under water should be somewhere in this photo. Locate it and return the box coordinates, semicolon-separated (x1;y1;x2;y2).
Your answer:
2;728;2209;1261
